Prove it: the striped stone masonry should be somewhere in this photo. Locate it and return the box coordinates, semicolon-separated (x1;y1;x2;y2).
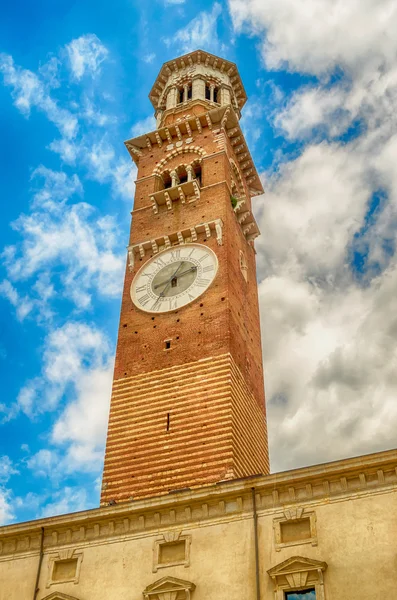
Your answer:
101;353;269;505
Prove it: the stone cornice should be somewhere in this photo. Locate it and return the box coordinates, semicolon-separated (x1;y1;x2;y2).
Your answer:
1;447;396;560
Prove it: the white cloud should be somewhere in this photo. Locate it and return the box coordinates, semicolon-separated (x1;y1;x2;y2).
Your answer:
0;457;17;525
39;486;91;518
130;115;156;137
0;488;14;525
0;456;18;483
228;0;397;76
0;54;78;139
143;53;156;64
66;34;109;80
2;167;124;313
228;0;397;471
18;321;112;414
165;3;223;54
0;280;33;321
21;322;113;476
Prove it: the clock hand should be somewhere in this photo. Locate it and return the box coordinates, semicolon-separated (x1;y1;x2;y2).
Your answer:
152;261;187;291
153;265;197;289
154;263;185;298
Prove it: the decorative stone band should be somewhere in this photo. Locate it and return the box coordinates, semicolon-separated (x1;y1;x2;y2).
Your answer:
124;105;264;197
150;179;200;214
233;197;260;244
127;219;223;271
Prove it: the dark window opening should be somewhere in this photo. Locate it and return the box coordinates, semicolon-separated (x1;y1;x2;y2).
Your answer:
163;172;172;189
187;85;192;99
214;87;220;103
193;164;202;185
285;590;316;600
166;412;170;431
165;340;171;349
178;166;188;185
178;88;184;104
205;84;211;100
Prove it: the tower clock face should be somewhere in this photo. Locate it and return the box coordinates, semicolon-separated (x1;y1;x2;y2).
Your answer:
131;244;218;313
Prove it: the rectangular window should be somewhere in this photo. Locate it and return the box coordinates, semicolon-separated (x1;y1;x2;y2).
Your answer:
159;540;186;565
285;590;316;599
52;558;78;582
280;518;311;543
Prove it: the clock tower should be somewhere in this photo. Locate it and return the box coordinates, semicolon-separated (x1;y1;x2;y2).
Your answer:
101;50;269;505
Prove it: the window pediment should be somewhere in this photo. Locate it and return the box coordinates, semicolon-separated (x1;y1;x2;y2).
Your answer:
144;576;196;600
268;555;327;577
268;556;327;600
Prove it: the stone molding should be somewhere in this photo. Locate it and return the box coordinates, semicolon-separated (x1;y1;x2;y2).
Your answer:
124;105;263;197
152;531;192;573
127;219;223;271
268;556;327;600
1;447;397;561
273;508;318;552
46;548;83;587
42;594;81;600
143;576;195;600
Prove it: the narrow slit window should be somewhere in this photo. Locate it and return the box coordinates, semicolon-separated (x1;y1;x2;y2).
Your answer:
165;340;171;349
166;412;170;431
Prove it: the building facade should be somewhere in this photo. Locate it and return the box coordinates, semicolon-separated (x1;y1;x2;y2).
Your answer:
0;50;396;600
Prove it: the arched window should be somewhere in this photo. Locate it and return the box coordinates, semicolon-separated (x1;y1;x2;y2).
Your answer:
177;166;188;185
177;84;192;104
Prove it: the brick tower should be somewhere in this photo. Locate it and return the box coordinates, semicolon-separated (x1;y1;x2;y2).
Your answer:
101;50;269;505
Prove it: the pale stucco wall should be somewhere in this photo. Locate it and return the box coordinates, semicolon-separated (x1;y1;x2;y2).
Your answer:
1;476;396;600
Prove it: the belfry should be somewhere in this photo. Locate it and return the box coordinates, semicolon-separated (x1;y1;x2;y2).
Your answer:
1;50;397;600
101;50;269;504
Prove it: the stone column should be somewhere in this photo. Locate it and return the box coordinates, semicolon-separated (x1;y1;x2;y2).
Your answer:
192;77;205;100
170;170;179;188
209;83;215;102
166;87;177;109
186;165;194;182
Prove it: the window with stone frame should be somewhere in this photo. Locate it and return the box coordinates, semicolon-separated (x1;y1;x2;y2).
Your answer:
273;508;317;551
267;556;327;600
46;550;83;587
153;532;191;572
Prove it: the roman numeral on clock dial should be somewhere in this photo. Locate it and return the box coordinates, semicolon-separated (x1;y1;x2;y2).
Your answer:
138;293;150;306
195;278;210;287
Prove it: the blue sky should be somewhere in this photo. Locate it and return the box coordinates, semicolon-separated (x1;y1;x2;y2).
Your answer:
1;0;397;524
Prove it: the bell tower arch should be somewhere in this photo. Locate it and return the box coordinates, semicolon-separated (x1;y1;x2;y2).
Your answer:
101;49;268;505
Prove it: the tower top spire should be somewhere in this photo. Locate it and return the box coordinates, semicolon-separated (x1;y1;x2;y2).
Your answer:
149;49;247;129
